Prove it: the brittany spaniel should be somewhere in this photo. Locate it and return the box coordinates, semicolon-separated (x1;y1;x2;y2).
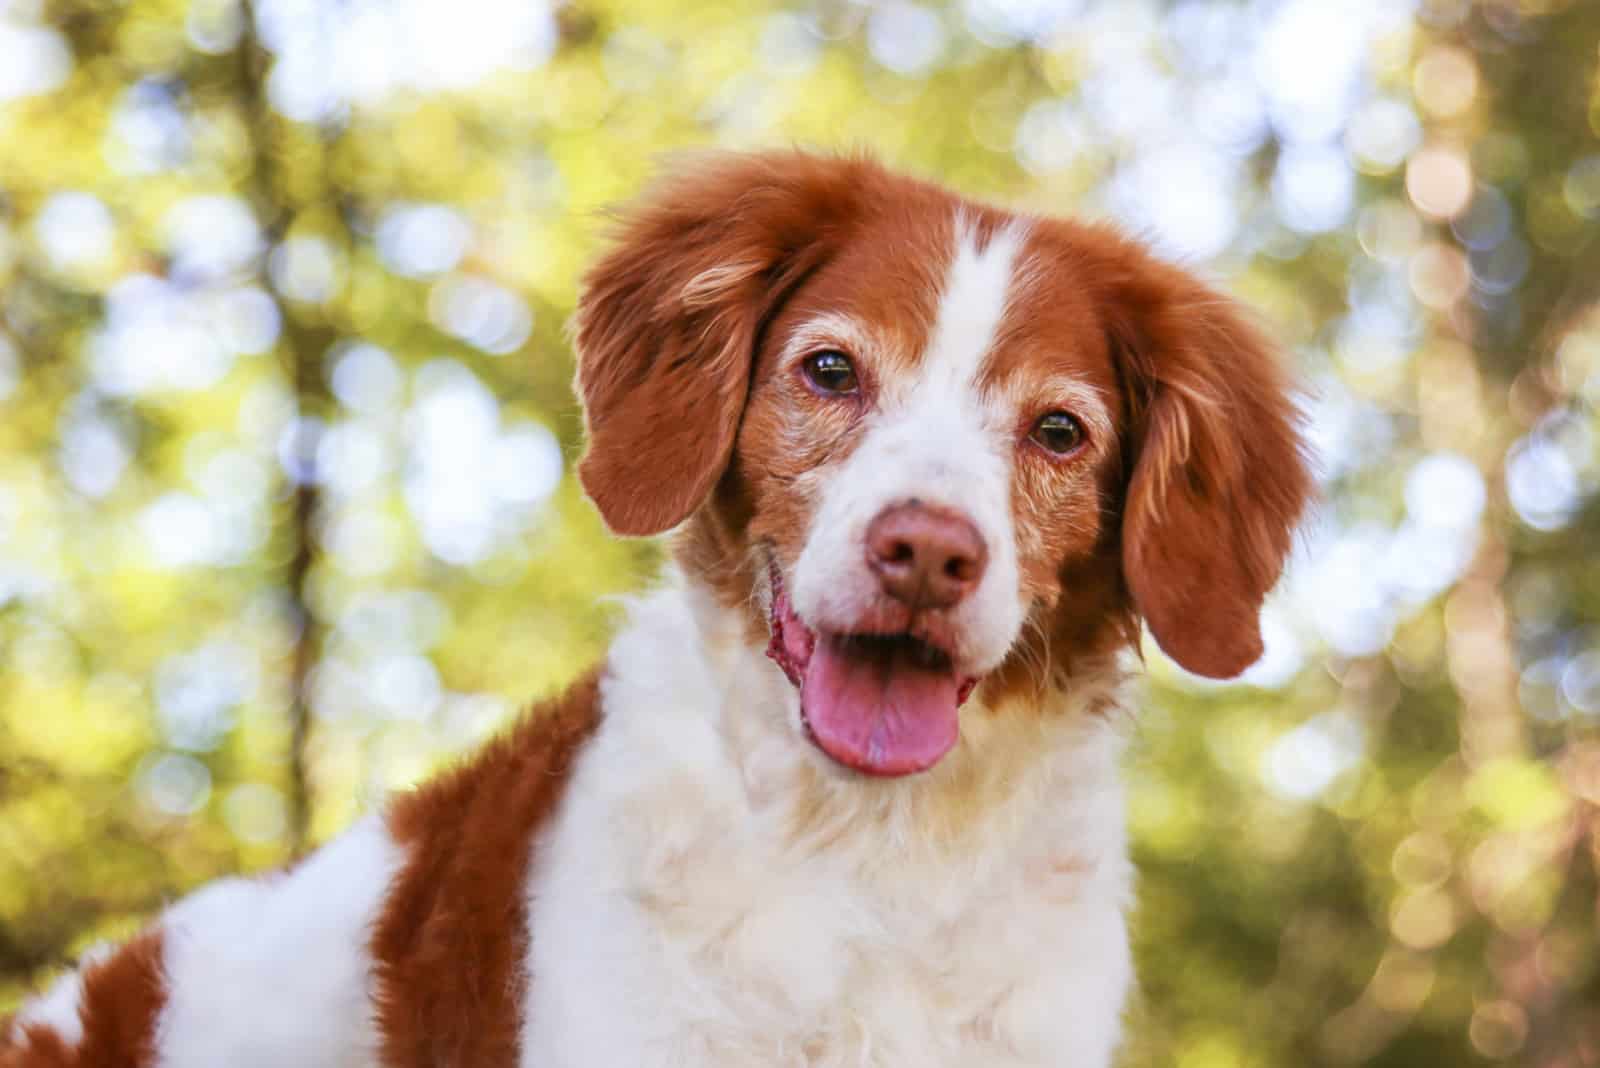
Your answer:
1;151;1311;1068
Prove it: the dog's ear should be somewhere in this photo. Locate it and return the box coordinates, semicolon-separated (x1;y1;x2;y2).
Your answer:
1091;233;1313;678
574;152;868;536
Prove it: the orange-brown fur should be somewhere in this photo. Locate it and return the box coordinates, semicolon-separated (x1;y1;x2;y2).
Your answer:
370;671;601;1067
0;932;165;1068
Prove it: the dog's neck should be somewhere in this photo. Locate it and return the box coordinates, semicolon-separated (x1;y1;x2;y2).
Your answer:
596;567;1134;891
526;568;1138;1068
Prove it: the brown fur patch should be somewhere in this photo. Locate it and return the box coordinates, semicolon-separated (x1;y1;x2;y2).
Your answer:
690;186;964;627
0;930;167;1068
660;159;966;637
371;671;602;1067
0;1019;74;1068
1060;222;1313;677
575;152;913;538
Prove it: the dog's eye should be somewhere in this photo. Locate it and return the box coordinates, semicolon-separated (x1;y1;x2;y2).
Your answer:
802;351;859;395
1030;411;1086;455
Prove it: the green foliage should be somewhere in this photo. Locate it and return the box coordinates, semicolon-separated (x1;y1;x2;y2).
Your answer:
0;0;1597;1063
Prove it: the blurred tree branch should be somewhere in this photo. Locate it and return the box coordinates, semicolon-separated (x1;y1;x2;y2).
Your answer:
232;0;339;856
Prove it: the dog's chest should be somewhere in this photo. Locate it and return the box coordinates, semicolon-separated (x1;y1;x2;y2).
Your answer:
634;836;1057;1062
523;760;1129;1068
520;591;1132;1067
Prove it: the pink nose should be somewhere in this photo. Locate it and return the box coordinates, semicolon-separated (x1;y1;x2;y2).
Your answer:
865;503;988;610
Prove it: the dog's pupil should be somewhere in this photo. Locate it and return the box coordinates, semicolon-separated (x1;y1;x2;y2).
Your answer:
807;351;857;393
1035;413;1082;453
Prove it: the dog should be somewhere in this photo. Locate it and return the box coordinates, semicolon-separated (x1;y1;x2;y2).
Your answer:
1;150;1311;1067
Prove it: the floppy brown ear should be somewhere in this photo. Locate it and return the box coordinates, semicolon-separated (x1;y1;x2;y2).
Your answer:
1092;235;1313;678
574;151;870;536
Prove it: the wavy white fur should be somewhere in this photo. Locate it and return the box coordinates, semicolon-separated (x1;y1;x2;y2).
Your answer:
151;816;401;1067
522;573;1136;1067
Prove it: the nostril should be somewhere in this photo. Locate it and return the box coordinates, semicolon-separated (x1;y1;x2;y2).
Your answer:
944;555;976;582
865;502;987;607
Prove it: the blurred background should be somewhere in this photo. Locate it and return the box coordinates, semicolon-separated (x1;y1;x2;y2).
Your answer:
0;0;1596;1063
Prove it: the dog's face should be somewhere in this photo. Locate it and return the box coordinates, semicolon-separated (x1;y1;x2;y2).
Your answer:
576;152;1311;777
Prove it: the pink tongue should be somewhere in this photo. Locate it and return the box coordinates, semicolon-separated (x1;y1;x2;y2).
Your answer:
800;637;961;777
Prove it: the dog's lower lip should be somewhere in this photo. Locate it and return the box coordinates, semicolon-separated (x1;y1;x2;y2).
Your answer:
828;631;954;672
765;561;982;712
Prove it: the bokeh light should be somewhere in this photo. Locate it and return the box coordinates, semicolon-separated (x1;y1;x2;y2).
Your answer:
1;1;1597;1064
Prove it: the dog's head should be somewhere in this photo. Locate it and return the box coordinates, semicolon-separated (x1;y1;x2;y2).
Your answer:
575;152;1311;778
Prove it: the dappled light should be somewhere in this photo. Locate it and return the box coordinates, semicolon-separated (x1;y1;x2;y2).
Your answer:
1;0;1597;1064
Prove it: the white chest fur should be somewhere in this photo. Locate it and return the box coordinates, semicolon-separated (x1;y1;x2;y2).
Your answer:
522;581;1135;1067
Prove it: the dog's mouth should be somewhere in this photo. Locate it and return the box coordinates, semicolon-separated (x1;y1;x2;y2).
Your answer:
766;565;979;778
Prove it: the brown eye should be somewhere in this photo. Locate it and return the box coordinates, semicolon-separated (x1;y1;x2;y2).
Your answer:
1030;411;1085;455
802;350;859;395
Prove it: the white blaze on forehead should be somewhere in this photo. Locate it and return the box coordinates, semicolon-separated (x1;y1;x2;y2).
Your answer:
788;212;1032;673
914;216;1029;406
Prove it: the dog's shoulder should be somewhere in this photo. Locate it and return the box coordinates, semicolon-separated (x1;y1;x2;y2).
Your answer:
372;667;603;1067
384;667;604;849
